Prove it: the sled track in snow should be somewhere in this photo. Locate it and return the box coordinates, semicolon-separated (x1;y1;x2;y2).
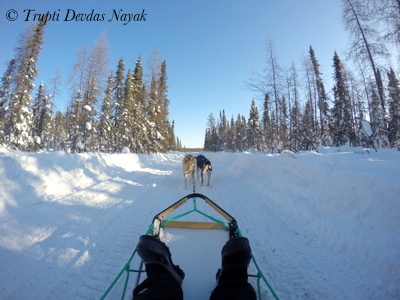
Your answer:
2;151;399;300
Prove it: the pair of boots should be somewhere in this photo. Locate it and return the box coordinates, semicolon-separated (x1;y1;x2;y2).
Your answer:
133;235;257;300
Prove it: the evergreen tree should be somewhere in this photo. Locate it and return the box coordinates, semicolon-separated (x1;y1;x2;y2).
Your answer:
236;114;248;151
113;58;125;152
122;69;134;151
98;72;115;152
309;46;330;145
262;93;272;150
279;95;289;151
6;18;47;150
302;54;318;140
288;63;301;151
51;110;67;151
67;90;84;152
290;96;302;150
247;100;261;150
156;61;170;151
131;56;148;153
227;116;236;151
302;99;316;150
369;81;390;148
330;52;355;146
218;110;228;151
31;82;52;150
204;128;212;151
0;58;17;143
204;113;218;151
387;68;400;149
167;120;176;151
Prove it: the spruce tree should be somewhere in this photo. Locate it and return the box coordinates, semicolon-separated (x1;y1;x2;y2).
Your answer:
236;114;247;151
167;120;176;151
302;99;315;150
113;58;125;152
67;90;84;152
147;72;161;152
218;110;228;151
330;52;355;146
262;93;272;149
7;18;47;150
309;46;330;145
206;113;218;152
279;95;289;151
122;69;134;151
131;56;148;153
387;68;400;149
98;72;115;152
227;116;236;152
31;81;52;150
156;61;170;151
369;82;389;148
290;97;302;151
0;58;17;143
247;100;261;150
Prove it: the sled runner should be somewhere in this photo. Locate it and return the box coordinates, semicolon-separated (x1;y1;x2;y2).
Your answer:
99;193;279;300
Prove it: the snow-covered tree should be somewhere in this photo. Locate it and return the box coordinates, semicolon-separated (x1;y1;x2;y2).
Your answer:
31;81;52;150
112;58;125;152
387;68;400;149
309;46;330;145
247;100;262;150
370;81;390;148
6;18;47;150
330;52;355;146
0;58;17;143
50;110;67;151
98;72;115;152
67;90;84;152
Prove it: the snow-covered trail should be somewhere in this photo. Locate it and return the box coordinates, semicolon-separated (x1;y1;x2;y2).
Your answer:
0;148;399;300
202;151;398;300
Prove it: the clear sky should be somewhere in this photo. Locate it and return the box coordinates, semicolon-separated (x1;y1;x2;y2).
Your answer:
0;0;349;148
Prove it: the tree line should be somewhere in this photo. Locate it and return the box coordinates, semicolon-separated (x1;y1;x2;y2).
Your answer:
0;18;180;153
204;0;400;152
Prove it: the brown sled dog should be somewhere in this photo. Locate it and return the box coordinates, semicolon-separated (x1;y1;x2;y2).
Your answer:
182;154;196;189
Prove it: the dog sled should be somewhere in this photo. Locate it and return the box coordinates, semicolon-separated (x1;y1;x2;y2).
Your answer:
99;193;280;300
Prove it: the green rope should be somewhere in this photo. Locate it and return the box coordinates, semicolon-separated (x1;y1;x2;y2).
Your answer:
121;264;130;299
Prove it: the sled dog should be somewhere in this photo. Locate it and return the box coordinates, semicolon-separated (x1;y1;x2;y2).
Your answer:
182;154;196;189
196;155;212;186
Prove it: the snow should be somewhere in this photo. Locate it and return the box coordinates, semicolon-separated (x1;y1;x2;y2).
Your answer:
361;120;373;137
0;147;399;299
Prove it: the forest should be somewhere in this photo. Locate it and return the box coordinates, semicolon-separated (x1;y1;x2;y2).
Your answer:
204;0;400;153
1;0;400;153
0;22;179;153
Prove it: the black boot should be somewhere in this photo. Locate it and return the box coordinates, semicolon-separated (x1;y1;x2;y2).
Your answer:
218;236;252;281
210;237;256;300
133;235;185;300
136;235;185;285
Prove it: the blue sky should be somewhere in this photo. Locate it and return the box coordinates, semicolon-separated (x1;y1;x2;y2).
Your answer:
0;0;349;148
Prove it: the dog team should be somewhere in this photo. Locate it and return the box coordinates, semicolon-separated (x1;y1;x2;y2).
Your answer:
182;154;212;189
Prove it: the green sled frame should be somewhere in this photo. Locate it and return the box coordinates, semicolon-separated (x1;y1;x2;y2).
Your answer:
99;193;280;300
